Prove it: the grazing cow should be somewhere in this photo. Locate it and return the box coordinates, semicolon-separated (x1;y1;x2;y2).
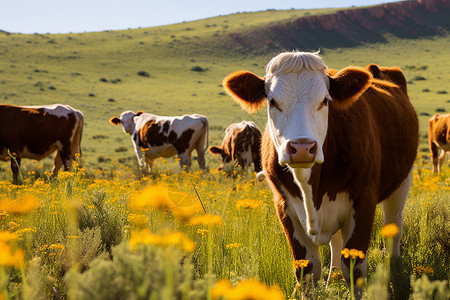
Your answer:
209;121;262;173
0;104;84;184
428;113;449;173
223;51;418;294
110;111;208;171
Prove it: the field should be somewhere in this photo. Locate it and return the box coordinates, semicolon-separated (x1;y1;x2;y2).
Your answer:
0;4;450;300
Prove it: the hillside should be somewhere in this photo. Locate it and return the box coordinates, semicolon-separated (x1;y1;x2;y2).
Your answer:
219;0;450;54
0;0;449;176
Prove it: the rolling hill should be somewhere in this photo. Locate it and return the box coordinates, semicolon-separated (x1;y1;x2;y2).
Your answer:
0;0;449;177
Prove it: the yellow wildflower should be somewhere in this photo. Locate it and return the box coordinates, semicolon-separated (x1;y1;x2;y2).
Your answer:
381;223;399;238
0;194;39;214
341;248;365;259
414;265;434;275
197;229;208;236
226;243;242;250
130;185;174;210
0;231;18;242
293;259;309;269
0;241;24;267
67;236;80;239
211;278;283;300
189;214;222;226
236;199;261;210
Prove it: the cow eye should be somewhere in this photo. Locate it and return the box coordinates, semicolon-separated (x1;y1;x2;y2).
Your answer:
322;98;328;105
269;99;282;111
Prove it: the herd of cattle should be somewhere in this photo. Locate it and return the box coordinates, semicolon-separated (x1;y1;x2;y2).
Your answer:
0;51;448;297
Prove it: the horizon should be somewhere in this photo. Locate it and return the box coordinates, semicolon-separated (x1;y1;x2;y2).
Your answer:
1;0;397;34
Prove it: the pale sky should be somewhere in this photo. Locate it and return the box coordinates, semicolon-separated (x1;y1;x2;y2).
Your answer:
1;0;398;34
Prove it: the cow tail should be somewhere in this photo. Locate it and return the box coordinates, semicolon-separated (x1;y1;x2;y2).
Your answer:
76;112;84;157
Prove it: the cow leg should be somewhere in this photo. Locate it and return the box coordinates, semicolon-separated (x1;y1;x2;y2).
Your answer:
196;147;206;170
52;151;64;178
10;155;21;185
438;149;447;173
340;194;376;299
327;230;343;287
143;155;153;172
178;153;191;171
282;203;322;281
430;142;439;173
382;167;412;257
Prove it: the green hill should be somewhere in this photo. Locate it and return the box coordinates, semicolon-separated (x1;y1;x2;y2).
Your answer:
0;0;449;177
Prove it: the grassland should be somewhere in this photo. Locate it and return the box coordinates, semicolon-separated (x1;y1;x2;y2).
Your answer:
1;6;449;176
0;6;449;298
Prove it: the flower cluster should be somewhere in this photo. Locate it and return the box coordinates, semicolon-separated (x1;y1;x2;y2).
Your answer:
189;214;223;226
236;199;261;210
414;265;434;275
226;243;242;250
293;259;309;269
380;223;400;238
211;278;283;300
341;248;365;259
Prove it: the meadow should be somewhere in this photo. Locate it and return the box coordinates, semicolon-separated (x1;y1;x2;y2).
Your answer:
0;4;449;300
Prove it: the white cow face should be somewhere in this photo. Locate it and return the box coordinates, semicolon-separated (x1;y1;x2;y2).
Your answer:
110;110;144;135
223;51;373;171
265;68;330;169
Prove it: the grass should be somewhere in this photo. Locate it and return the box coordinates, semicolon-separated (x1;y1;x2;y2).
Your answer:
0;5;449;298
0;157;448;299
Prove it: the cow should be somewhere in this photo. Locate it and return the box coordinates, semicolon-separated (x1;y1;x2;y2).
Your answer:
0;104;84;184
428;113;449;173
222;51;418;295
109;111;208;171
209;121;262;174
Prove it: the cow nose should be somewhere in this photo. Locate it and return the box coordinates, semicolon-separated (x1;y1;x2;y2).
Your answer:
287;139;317;163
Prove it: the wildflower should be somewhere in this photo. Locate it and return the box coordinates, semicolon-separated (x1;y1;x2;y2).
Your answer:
356;277;365;288
226;243;242;250
67;236;80;239
189;214;222;226
197;229;208;236
341;248;365;259
0;231;18;242
381;223;399;238
236;199;261;210
0;194;39;215
0;241;24;267
130;185;174;210
414;265;434;275
293;259;309;269
211;278;283;300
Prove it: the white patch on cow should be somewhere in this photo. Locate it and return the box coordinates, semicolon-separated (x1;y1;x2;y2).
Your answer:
24;104;78;119
264;52;330;168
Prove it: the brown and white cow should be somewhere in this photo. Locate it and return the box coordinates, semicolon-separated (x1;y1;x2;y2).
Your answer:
428;113;449;173
0;104;84;184
110;111;208;171
209;121;262;173
223;51;418;293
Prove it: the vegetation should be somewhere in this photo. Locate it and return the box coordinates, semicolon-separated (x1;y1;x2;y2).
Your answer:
0;2;449;299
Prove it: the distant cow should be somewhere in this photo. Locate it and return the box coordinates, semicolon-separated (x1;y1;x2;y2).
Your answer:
209;121;262;173
110;111;208;171
0;104;84;184
223;51;418;295
428;113;449;173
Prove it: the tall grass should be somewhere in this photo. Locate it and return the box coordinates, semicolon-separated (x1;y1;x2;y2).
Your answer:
0;156;448;299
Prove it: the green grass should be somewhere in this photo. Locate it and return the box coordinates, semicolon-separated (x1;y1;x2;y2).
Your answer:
0;6;448;176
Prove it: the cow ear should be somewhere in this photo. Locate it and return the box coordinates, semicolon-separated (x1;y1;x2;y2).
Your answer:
135;111;144;116
328;67;372;110
223;71;266;113
109;117;121;125
208;146;223;155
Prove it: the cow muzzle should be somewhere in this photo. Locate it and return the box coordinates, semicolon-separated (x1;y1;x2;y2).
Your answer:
287;138;317;163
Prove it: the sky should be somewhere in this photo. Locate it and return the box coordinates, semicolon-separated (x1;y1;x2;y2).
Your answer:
1;0;397;34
